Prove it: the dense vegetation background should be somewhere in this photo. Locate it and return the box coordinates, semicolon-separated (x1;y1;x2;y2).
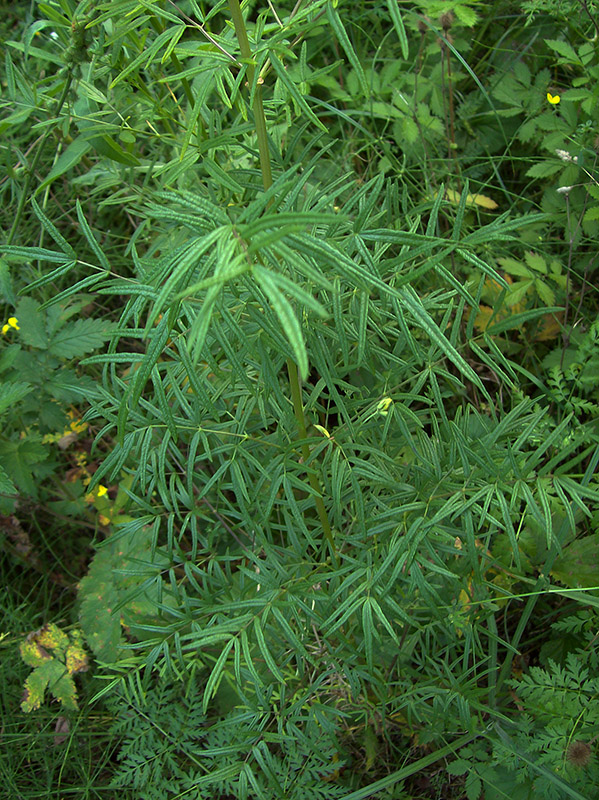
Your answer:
1;0;599;798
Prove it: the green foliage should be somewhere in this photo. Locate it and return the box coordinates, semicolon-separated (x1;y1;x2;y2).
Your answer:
78;522;173;662
1;0;599;798
105;673;348;800
19;623;88;712
0;290;115;508
495;641;599;799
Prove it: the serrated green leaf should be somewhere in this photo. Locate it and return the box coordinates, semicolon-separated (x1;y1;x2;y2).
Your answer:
465;771;482;800
545;38;580;63
523;251;547;274
78;549;123;661
0;380;33;415
583;206;599;223
48;318;116;359
454;5;478;26
19;625;86;712
446;759;470;776
78;525;170;662
15;297;49;349
0;463;16;497
0;257;16;305
551;534;599;589
535;280;555;306
0;438;48;496
526;161;563;178
497;257;533;279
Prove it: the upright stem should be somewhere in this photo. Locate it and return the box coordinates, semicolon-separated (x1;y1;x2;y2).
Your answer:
7;72;74;246
227;0;335;561
287;357;337;559
227;0;272;193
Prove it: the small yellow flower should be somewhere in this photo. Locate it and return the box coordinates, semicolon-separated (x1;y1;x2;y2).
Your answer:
2;317;19;334
547;92;561;105
97;485;108;497
376;397;393;416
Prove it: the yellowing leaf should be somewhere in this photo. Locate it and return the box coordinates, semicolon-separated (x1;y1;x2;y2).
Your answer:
19;625;88;712
473;304;495;332
442;189;498;210
534;312;563;341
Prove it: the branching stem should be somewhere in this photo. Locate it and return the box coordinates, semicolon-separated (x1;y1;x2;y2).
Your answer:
227;0;336;561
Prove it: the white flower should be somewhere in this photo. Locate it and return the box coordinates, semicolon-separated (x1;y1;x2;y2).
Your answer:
555;149;578;164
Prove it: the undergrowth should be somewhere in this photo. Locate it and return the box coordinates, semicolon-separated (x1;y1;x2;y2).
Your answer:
1;1;599;798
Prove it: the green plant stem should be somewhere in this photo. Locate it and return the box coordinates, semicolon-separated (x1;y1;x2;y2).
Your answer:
227;0;272;192
227;0;335;561
287;357;337;561
7;72;74;246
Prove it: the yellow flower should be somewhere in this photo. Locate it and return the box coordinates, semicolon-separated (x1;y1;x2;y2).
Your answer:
97;485;108;497
376;397;393;416
547;92;560;105
2;317;19;334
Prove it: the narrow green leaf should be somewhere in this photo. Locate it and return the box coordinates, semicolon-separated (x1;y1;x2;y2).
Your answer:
253;264;308;379
386;0;409;59
326;4;369;96
110;28;176;88
202;156;244;193
398;287;482;389
269;50;327;131
485;306;563;335
202;637;235;713
38;272;106;309
253;618;285;682
1;245;70;264
76;200;110;269
87;135;140;166
369;596;400;644
362;597;374;670
35;137;91;196
145;229;224;333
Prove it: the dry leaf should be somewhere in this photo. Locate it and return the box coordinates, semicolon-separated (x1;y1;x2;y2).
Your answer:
54;716;70;746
